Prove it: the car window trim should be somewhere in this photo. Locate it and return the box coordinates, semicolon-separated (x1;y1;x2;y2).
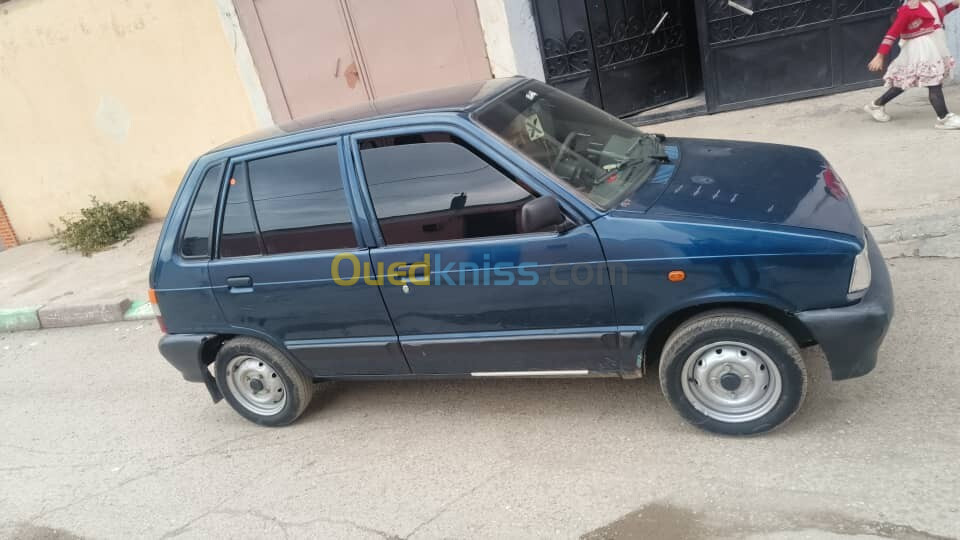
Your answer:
359;229;567;251
212;137;365;260
346;122;581;249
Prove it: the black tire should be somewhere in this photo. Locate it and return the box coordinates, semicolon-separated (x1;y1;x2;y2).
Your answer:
214;337;314;427
658;310;807;436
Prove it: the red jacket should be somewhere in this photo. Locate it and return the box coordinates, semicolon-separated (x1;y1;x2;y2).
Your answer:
878;1;958;55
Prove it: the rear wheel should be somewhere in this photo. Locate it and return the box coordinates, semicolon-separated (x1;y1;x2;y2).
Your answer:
214;337;314;427
659;310;807;435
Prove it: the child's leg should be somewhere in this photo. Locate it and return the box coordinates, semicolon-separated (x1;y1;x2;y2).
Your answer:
865;87;902;122
929;85;949;119
875;87;904;106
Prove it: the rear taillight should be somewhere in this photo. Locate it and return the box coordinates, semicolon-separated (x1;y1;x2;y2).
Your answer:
148;288;167;333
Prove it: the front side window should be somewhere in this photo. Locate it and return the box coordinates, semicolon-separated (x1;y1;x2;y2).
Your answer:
181;164;223;258
359;133;534;245
473;81;666;209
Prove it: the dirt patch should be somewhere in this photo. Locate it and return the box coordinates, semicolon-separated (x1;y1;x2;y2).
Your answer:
582;502;952;540
6;523;85;540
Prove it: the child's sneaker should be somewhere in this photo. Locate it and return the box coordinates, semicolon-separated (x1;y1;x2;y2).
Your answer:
864;102;891;122
935;113;960;130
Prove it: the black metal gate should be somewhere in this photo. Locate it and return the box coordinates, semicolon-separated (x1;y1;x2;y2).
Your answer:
532;0;697;117
695;0;900;112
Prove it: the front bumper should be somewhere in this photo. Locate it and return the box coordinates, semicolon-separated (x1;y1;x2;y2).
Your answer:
158;334;222;402
796;231;894;380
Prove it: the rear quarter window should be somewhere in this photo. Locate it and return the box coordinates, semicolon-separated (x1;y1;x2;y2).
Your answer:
180;164;224;258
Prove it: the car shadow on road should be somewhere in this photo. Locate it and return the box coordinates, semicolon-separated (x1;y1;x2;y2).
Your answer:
296;347;835;436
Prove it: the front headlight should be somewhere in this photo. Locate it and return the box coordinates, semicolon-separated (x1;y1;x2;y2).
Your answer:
849;242;872;293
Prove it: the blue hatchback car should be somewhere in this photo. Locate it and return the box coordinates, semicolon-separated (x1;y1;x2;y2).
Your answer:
153;78;893;435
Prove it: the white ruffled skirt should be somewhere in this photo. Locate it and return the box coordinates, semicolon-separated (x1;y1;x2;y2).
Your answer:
884;29;955;88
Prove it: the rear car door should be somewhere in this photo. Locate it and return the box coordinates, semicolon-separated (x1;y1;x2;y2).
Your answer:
207;139;409;376
349;126;620;375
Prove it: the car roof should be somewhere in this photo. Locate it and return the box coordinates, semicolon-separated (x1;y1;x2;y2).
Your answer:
211;77;527;153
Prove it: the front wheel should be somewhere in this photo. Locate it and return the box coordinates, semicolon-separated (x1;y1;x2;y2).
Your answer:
214;337;315;427
659;310;808;435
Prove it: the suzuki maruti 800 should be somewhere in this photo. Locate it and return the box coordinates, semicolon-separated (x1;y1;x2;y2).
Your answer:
152;78;893;435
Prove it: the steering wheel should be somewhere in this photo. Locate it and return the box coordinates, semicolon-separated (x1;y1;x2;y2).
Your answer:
551;132;582;172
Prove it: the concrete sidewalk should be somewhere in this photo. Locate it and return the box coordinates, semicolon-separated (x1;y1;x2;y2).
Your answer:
1;85;958;333
0;222;160;331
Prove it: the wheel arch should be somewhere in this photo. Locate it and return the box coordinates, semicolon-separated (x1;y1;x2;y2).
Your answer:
643;301;815;371
199;328;315;381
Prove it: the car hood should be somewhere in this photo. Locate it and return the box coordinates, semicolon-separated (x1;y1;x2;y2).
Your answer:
639;138;863;241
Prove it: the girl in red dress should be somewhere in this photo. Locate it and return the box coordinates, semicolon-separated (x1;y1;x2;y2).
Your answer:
864;0;960;129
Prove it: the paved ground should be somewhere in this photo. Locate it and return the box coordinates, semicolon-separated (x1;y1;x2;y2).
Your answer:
1;255;958;540
0;223;160;309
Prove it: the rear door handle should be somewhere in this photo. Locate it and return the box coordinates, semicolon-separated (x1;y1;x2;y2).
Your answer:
226;276;253;292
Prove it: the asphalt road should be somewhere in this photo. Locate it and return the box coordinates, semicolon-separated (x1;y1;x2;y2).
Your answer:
1;256;958;540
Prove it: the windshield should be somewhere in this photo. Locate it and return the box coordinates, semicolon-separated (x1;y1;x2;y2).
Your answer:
473;81;666;209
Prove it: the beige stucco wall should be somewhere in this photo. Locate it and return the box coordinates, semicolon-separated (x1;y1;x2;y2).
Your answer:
0;0;259;241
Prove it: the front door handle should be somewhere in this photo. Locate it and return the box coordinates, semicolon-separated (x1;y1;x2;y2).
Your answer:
394;262;428;279
226;276;253;291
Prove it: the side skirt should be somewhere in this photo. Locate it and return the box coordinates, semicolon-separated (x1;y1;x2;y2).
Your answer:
311;371;624;382
471;370;591;378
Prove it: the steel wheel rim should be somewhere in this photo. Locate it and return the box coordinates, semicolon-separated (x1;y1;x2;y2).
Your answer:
225;355;287;416
680;341;783;424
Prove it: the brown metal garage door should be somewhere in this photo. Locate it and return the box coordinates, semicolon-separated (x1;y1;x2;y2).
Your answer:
235;0;492;122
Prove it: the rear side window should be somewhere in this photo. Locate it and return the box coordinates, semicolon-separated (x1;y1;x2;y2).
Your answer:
220;166;261;258
247;145;356;255
180;164;223;258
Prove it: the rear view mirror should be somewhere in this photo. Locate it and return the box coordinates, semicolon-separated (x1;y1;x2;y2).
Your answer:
521;196;567;233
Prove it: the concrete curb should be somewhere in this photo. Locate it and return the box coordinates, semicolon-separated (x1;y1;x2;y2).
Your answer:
38;299;133;329
0;299;151;333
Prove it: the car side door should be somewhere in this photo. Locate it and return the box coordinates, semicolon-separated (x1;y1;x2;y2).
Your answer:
347;125;620;375
207;139;410;376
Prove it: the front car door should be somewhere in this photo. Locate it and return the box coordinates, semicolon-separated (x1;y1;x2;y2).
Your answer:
347;125;620;375
207;139;409;376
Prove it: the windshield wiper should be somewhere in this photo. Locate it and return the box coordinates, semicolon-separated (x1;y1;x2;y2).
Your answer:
594;154;667;186
614;153;670;170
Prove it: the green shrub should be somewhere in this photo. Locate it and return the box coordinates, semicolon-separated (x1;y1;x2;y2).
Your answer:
54;197;150;256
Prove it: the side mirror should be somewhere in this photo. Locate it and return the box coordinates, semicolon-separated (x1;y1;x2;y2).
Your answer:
521;196;567;233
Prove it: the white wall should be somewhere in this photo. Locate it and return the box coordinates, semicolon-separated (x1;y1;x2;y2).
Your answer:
475;0;545;80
